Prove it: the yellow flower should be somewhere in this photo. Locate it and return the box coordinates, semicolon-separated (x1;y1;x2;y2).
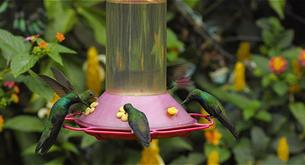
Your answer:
10;93;19;103
86;47;105;94
204;128;222;145
292;59;303;79
233;62;246;91
237;42;251;61
55;32;65;42
0;115;4;132
269;56;287;74
289;84;301;94
139;139;164;165
38;41;48;49
207;150;220;165
277;136;289;162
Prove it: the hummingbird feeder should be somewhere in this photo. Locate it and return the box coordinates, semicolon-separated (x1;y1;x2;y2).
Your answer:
64;0;213;140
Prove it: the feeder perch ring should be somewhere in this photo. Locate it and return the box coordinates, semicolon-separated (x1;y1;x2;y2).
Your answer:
63;113;214;140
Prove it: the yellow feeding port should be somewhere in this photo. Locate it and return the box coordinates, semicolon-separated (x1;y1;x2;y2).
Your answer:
106;0;167;95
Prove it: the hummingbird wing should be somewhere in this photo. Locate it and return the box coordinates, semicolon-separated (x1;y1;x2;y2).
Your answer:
51;67;74;92
167;62;196;89
35;105;68;154
204;99;239;140
128;110;151;147
39;75;70;97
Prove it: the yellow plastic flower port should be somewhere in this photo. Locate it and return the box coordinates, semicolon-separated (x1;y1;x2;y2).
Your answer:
55;32;65;42
117;106;128;122
207;150;220;165
90;102;98;108
167;107;178;116
269;56;287;74
121;114;128;122
277;136;289;162
0;115;4;132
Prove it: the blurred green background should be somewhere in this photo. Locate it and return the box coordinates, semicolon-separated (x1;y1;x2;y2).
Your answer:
1;0;305;164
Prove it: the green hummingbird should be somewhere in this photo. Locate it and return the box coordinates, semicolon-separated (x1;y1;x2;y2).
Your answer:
35;67;97;154
182;89;239;139
123;103;151;147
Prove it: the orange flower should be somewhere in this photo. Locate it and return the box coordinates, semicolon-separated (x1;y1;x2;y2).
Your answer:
299;50;305;67
38;41;48;49
269;56;287;74
204;128;222;145
0;115;4;132
56;32;65;42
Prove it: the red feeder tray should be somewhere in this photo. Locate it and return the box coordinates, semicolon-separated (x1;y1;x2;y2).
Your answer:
64;113;213;140
63;92;214;140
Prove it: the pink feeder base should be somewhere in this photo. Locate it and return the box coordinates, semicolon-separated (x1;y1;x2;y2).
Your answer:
63;91;214;140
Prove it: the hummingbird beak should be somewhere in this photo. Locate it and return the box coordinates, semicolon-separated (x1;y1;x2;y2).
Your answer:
181;99;188;105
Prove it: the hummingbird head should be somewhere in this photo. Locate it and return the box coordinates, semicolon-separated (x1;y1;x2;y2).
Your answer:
123;103;133;113
79;90;97;107
182;89;202;104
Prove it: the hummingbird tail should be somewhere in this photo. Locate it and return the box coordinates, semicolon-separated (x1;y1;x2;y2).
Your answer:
217;114;239;140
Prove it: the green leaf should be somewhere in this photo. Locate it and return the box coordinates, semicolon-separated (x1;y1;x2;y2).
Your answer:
254;110;272;122
18;71;54;100
4;115;44;132
81;134;97;148
204;144;231;163
252;55;270;74
272;81;288;96
268;0;286;19
276;30;294;49
183;0;200;8
251;127;270;158
282;47;302;60
78;7;106;45
289;102;305;132
47;43;76;65
288;154;305;165
260;155;285;165
44;158;65;165
10;54;40;77
160;137;193;157
61;142;79;154
51;43;77;54
44;1;77;40
233;138;254;165
170;153;204;165
0;29;30;61
269;114;287;134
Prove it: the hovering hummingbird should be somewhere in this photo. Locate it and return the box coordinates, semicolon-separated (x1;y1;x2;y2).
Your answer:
123;103;151;147
167;60;196;89
35;67;97;154
182;89;239;139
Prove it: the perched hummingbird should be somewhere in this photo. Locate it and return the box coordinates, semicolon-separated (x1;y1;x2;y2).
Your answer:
35;67;97;154
182;89;239;139
123;103;151;147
